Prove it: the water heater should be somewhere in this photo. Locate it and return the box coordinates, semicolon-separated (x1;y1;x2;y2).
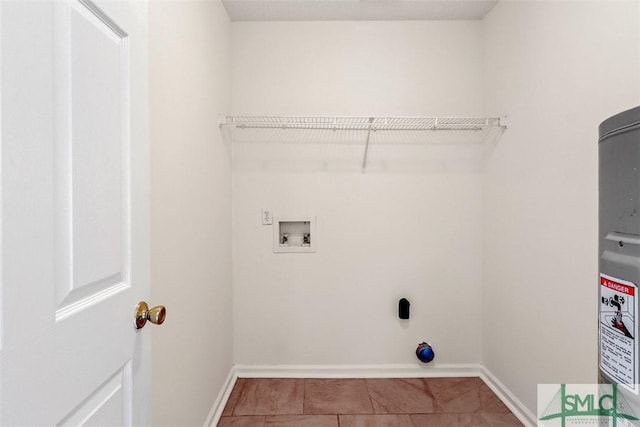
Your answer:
598;106;640;413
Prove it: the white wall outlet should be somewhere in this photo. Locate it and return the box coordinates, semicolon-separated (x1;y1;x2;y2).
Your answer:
262;208;273;225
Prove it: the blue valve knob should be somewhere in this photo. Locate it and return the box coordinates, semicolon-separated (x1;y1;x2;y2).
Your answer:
416;342;435;363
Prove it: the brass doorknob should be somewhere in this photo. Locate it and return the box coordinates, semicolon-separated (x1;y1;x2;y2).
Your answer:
134;301;166;329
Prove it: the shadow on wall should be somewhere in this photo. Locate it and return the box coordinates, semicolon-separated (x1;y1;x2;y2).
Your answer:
229;128;496;174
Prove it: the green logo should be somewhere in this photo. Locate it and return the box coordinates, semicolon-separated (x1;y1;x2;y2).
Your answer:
539;384;639;426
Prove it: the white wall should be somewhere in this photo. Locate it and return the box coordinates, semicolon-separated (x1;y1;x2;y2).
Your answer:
146;2;640;421
482;0;640;416
231;22;486;366
149;2;232;425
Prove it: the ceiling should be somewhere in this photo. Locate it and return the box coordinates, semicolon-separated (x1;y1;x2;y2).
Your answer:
222;0;499;22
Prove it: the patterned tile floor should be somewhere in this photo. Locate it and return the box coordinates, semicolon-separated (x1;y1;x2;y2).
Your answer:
218;377;524;426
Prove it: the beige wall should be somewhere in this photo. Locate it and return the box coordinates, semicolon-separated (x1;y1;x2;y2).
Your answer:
149;1;232;425
146;1;640;423
482;0;640;417
231;21;486;366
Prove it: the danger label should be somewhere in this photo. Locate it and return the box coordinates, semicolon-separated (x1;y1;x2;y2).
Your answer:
600;273;638;394
601;276;636;296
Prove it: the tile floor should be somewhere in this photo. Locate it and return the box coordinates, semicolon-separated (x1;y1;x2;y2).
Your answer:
218;377;524;427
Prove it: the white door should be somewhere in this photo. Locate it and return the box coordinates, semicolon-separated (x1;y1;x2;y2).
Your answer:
0;0;153;425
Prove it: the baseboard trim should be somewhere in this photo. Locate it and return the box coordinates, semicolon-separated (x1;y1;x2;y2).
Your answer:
235;363;483;379
207;364;536;427
479;366;537;427
204;366;238;427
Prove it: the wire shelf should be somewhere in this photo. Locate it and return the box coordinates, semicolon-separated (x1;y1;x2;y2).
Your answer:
219;115;507;171
220;115;504;132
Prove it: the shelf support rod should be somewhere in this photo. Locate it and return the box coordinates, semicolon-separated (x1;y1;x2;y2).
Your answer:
362;117;374;172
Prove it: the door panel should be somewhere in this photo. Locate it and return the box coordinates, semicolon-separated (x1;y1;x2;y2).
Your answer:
0;0;150;425
54;0;131;320
70;0;127;292
58;363;131;427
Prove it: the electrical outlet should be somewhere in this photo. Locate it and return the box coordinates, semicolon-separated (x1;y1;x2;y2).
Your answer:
262;208;273;225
